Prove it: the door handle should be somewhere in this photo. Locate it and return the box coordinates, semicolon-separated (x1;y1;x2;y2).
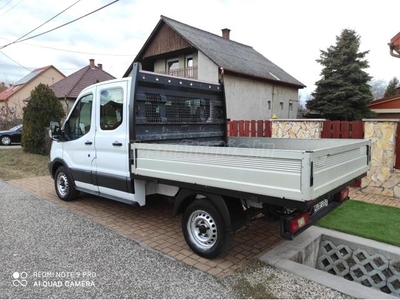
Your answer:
113;142;123;146
85;141;93;145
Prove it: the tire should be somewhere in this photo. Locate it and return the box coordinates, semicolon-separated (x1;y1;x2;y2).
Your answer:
182;199;233;259
0;136;11;146
54;166;79;201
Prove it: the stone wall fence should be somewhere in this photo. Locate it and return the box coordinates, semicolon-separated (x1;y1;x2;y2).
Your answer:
271;119;324;139
361;119;400;198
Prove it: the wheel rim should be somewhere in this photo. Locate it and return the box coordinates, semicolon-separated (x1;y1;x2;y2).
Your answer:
1;136;11;145
56;172;69;197
187;210;218;250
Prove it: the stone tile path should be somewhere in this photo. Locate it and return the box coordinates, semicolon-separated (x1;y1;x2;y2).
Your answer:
6;176;399;277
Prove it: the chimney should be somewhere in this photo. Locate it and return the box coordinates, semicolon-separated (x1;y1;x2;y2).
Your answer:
221;28;230;40
97;63;103;70
397;86;400;95
89;58;95;69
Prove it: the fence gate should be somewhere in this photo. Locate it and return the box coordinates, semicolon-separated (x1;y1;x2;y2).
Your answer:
321;121;364;139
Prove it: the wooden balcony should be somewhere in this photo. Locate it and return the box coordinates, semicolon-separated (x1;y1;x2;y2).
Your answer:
157;66;198;79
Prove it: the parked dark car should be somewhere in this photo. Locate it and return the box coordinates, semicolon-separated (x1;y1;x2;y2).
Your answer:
0;124;22;145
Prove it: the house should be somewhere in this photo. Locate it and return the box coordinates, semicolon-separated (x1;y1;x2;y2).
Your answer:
368;33;400;118
0;65;65;122
123;15;305;120
367;87;400;119
51;59;115;114
389;32;400;58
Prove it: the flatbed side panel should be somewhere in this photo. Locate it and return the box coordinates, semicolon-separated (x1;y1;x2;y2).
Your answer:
310;140;370;199
131;143;305;201
229;137;370;152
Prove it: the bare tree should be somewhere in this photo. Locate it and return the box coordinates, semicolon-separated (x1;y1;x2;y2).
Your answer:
369;79;388;100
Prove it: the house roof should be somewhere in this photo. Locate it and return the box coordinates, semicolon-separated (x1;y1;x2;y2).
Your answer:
51;61;115;99
0;65;65;101
124;15;305;88
368;94;400;109
0;84;23;101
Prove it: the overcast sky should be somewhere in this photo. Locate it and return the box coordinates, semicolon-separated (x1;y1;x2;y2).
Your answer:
0;0;399;101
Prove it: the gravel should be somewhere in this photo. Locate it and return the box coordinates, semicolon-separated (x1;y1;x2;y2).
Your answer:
0;180;347;299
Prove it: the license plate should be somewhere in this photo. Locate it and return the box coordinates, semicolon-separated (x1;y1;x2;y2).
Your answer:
313;199;328;214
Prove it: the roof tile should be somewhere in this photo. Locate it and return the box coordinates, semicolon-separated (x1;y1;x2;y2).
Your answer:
51;65;115;99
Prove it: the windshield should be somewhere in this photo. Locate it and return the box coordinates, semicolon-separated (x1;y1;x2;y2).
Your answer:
9;124;22;131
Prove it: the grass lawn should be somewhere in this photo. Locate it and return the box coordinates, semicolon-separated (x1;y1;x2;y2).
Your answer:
317;199;400;247
0;148;49;180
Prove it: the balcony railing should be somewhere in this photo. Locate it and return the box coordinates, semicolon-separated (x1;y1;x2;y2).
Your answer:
157;66;198;79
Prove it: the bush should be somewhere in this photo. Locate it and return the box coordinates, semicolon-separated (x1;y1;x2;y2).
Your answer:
22;83;65;155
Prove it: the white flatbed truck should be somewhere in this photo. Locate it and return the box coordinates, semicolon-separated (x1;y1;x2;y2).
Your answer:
49;63;371;258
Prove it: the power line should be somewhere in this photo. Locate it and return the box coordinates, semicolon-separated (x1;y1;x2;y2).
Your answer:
0;37;134;57
0;0;13;11
1;0;81;49
0;0;24;18
0;50;31;72
2;0;119;48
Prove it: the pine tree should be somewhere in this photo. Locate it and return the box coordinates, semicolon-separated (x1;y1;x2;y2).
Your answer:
383;77;399;98
306;29;374;120
22;83;65;154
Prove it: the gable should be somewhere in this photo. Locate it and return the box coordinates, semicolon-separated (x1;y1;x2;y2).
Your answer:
126;16;305;88
143;23;192;58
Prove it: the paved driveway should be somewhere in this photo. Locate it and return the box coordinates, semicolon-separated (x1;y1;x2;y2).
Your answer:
0;180;235;299
7;176;282;278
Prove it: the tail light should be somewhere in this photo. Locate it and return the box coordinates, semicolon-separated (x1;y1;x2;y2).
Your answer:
338;187;350;202
289;211;310;234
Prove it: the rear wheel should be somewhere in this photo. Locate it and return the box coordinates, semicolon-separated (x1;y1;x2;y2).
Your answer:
1;136;11;145
182;199;233;259
54;166;79;201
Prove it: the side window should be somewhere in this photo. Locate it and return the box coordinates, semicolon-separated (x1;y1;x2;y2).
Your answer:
100;87;124;130
65;94;93;141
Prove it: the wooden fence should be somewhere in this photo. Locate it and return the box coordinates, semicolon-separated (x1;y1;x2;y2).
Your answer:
227;120;272;137
321;121;364;139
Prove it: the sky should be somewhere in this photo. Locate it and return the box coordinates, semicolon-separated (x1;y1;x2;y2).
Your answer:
0;0;399;102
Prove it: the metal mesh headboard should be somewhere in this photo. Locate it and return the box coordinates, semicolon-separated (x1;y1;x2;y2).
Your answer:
132;71;226;145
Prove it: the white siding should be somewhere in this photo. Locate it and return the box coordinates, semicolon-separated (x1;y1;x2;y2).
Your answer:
197;52;219;82
224;74;299;120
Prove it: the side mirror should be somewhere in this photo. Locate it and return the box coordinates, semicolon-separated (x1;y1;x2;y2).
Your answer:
49;121;60;140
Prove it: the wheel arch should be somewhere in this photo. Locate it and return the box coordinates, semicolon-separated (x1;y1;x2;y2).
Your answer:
49;158;68;178
173;189;233;230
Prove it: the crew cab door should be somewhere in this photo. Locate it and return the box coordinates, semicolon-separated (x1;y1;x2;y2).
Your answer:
94;80;133;200
61;91;98;193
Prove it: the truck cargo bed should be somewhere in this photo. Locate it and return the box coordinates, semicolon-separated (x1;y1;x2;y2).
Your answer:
131;137;370;203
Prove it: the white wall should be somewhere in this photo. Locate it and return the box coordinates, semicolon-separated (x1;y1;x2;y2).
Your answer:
224;74;299;120
197;52;219;83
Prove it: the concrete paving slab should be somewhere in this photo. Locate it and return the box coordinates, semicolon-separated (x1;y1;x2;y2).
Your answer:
260;226;400;299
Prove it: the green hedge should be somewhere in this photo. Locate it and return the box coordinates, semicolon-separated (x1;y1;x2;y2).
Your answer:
22;83;65;155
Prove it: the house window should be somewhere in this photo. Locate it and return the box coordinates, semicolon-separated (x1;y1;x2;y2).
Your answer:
186;57;193;78
167;59;179;76
280;102;284;110
289;103;293;111
267;101;271;110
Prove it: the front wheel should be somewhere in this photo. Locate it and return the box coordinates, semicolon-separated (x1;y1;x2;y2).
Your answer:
1;136;11;145
182;199;233;259
54;166;79;201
